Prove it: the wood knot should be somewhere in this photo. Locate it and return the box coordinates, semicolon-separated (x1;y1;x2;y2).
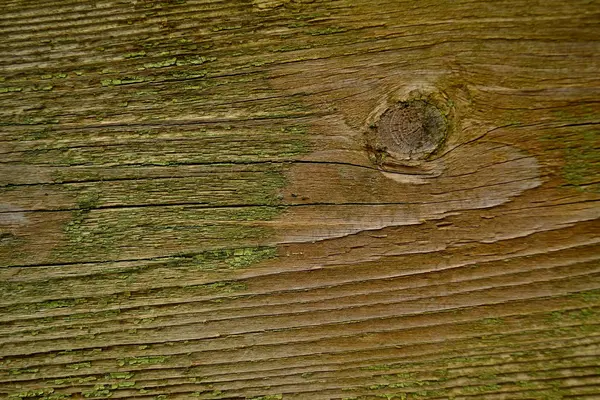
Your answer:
375;100;447;161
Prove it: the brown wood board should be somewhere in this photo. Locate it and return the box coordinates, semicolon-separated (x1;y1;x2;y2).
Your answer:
0;0;599;399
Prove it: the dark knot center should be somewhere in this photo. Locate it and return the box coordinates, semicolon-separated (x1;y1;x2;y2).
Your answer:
376;100;446;160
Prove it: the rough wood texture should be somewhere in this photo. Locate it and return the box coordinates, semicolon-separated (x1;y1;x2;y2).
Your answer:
1;0;599;399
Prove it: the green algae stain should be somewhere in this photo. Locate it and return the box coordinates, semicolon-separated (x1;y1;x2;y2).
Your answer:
53;129;305;263
176;55;217;66
59;205;282;261
211;25;243;32
9;368;39;375
189;246;278;270
143;57;177;69
542;108;599;192
361;364;392;371
47;0;319;267
82;385;112;398
117;356;168;366
355;311;600;398
309;26;348;36
37;299;79;310
562;130;599;192
67;361;92;370
108;371;135;380
9;388;69;399
124;51;147;59
101;77;146;86
0;87;23;93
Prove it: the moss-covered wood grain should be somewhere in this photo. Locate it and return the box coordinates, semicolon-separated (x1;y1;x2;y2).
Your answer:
1;0;599;399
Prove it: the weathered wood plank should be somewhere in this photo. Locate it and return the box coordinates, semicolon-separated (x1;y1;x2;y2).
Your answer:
1;0;599;399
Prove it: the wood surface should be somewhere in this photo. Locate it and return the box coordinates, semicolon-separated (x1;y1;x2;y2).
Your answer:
1;0;599;399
